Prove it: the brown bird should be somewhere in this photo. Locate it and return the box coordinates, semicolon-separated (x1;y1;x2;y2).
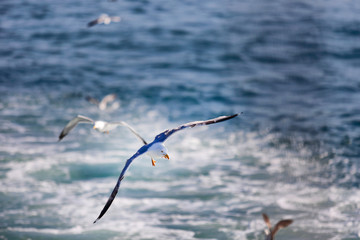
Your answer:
262;213;293;240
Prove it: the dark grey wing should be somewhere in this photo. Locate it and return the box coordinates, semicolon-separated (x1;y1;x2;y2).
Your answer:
271;219;293;238
154;113;241;143
87;19;100;27
109;121;148;145
58;115;94;141
93;145;149;223
85;96;100;105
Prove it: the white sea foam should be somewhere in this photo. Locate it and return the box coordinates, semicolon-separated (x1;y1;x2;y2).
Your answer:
0;106;358;239
7;226;84;235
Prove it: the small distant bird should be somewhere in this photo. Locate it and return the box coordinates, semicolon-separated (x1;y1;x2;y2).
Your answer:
86;94;118;111
262;213;293;240
87;14;121;27
93;113;242;223
58;115;146;144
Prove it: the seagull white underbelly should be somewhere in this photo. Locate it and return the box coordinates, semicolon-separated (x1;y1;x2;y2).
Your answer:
102;124;118;132
93;121;117;133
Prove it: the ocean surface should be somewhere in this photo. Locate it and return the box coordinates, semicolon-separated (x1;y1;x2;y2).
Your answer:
1;0;360;239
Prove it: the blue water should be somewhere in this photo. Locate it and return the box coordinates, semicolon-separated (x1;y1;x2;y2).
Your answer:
1;0;360;239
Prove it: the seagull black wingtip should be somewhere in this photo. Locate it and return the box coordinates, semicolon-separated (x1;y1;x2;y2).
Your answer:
58;133;65;142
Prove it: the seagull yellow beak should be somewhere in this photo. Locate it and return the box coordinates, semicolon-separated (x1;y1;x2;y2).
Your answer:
93;126;96;129
163;154;170;160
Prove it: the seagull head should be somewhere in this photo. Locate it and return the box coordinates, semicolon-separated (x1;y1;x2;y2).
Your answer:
161;148;170;160
147;142;170;160
93;121;106;131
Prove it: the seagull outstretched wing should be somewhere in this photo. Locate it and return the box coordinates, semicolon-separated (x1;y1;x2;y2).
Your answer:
108;121;148;145
262;213;272;229
272;219;293;238
93;146;149;223
58;115;94;141
87;18;101;27
85;96;100;105
154;113;241;143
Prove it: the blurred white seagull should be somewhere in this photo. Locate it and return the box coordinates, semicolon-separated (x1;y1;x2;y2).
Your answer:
87;14;121;27
86;93;118;110
58;115;146;144
93;113;242;223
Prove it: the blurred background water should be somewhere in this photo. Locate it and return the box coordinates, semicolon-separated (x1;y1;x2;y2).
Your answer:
1;0;360;239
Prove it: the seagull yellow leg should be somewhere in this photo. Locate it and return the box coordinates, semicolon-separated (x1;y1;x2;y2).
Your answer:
151;158;156;167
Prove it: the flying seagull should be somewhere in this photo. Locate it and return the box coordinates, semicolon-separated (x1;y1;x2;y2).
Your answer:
87;14;121;27
58;115;147;145
86;94;118;111
93;113;241;223
262;213;293;240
